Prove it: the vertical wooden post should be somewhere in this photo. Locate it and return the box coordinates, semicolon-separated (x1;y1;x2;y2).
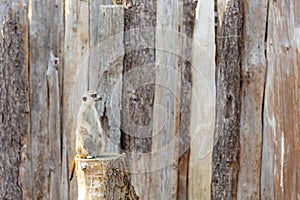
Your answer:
64;0;89;198
189;1;215;199
211;0;243;199
76;153;139;200
237;1;267;199
262;0;300;199
0;3;29;199
89;5;124;153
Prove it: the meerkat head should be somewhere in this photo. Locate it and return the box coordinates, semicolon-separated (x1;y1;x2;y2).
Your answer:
82;90;102;105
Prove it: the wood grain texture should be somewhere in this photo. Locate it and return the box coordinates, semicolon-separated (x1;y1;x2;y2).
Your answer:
76;153;139;200
211;0;243;199
237;1;268;199
6;1;300;199
121;1;157;198
47;52;62;200
64;0;89;199
188;1;215;199
28;0;64;199
0;4;28;199
89;5;124;153
177;1;196;199
152;0;183;199
262;0;300;199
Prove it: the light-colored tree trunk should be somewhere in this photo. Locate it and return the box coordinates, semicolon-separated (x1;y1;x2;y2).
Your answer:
64;0;89;199
189;1;215;199
29;0;64;199
89;5;124;153
151;0;183;199
237;1;268;199
261;0;300;199
76;153;139;200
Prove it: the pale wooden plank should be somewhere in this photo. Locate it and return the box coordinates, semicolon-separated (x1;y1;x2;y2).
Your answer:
152;0;183;199
28;0;64;198
237;1;268;199
47;52;62;200
47;0;64;199
262;0;300;199
89;5;124;153
188;1;215;199
29;0;65;198
63;0;89;199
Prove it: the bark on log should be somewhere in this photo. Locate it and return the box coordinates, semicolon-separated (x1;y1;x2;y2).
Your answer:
211;0;243;199
121;1;156;198
76;153;139;200
0;4;29;200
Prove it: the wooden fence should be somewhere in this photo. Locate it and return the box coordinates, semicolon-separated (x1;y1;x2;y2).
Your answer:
0;0;299;199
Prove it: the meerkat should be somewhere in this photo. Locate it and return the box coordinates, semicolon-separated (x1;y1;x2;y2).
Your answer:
112;0;132;9
69;90;105;181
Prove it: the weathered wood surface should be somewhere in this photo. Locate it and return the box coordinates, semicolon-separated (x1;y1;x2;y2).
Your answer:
76;153;139;200
64;0;89;199
28;0;64;199
152;0;183;199
121;1;157;198
177;1;196;199
261;0;300;199
3;0;300;199
0;4;28;199
89;5;124;153
211;0;243;199
189;1;215;199
237;1;268;199
120;0;197;199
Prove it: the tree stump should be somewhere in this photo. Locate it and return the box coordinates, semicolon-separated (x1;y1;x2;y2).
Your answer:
76;153;139;200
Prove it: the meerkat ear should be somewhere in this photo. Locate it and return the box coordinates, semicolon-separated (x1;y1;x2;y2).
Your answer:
82;96;87;101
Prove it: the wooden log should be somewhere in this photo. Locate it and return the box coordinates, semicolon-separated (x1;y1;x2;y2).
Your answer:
76;153;139;200
237;1;267;199
64;0;89;199
262;0;300;199
0;3;29;199
211;0;243;199
89;5;124;153
189;1;215;199
28;0;64;199
121;2;156;198
151;0;183;199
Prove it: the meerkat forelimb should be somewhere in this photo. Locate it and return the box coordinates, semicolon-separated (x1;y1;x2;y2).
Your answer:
69;90;105;181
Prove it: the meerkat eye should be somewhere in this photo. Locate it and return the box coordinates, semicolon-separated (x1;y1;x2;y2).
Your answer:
91;94;97;98
82;97;87;101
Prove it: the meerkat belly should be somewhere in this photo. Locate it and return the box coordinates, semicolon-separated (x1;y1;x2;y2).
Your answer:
76;121;104;157
81;134;100;157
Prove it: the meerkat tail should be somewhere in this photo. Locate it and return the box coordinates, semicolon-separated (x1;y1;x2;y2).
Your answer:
69;157;76;181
